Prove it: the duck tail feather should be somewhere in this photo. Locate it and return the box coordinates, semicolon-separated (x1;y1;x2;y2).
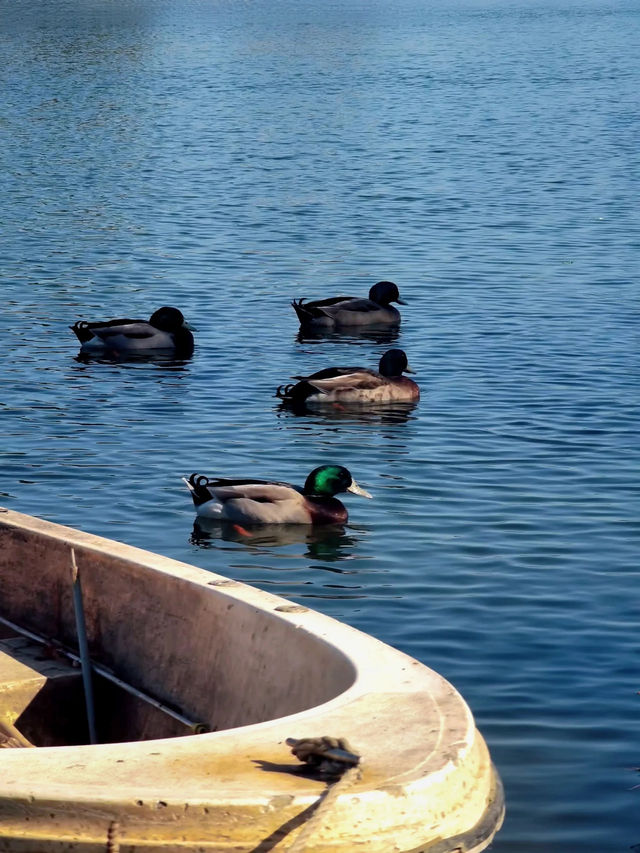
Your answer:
291;298;313;323
276;384;294;399
70;321;94;344
277;381;318;404
184;474;215;506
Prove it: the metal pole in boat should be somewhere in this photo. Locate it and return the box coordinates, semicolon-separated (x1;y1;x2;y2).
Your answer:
70;548;98;745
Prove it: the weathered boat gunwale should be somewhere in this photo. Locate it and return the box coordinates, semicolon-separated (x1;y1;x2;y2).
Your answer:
0;508;504;851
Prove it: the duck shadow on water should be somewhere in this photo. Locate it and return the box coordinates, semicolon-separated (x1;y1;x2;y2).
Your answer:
275;399;418;426
191;519;364;563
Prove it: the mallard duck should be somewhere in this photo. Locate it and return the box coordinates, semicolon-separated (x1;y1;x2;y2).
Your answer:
276;349;419;405
70;306;194;355
292;281;406;328
184;465;372;524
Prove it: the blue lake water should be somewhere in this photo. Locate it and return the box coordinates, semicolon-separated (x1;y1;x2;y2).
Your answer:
1;0;639;849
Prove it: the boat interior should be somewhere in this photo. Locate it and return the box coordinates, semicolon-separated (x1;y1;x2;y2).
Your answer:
0;511;356;750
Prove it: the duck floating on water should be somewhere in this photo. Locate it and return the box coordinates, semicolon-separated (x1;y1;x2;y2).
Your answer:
70;306;194;356
184;465;371;524
292;281;406;329
277;349;419;406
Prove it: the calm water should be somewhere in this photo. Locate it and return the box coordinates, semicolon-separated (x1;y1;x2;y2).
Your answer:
1;0;639;849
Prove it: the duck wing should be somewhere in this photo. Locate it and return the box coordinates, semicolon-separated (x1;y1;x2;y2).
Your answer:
305;295;355;309
91;321;158;341
293;365;364;382
196;477;302;504
85;317;144;329
312;297;383;321
292;296;354;321
307;369;386;393
328;298;379;314
70;318;144;343
86;321;180;352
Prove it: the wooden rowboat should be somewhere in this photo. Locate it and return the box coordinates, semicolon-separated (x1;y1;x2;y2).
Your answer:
0;508;504;851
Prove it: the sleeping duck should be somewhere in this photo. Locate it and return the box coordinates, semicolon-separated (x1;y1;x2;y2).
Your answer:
292;281;406;329
184;465;371;524
70;306;194;356
277;349;419;406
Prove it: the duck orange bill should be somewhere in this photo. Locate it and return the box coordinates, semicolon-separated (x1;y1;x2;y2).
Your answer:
347;480;372;499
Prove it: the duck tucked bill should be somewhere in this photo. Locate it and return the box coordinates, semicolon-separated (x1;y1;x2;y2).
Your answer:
292;281;406;328
277;349;419;406
184;465;372;524
70;306;194;356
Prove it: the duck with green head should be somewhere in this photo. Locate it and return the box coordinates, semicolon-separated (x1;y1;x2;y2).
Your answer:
184;465;371;524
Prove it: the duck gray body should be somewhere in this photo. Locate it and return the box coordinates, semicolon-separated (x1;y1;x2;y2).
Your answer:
70;306;194;355
292;281;405;329
277;349;420;406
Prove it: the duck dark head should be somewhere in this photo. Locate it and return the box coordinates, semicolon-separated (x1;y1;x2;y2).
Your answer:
304;465;372;499
378;349;415;377
149;306;187;332
369;281;406;306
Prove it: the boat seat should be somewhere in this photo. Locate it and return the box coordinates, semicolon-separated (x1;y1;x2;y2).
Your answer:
0;636;202;746
0;636;84;746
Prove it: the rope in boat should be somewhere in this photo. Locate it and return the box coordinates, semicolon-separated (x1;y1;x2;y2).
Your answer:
284;736;361;853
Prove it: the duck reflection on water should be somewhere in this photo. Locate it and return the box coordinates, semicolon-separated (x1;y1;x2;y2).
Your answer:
276;399;418;425
190;518;362;562
73;350;194;368
295;325;401;346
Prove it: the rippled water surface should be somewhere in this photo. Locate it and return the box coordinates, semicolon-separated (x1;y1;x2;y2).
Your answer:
1;0;639;849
